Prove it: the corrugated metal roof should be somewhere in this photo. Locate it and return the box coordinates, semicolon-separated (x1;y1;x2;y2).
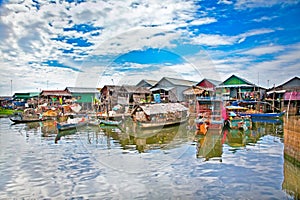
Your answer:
205;79;222;86
136;103;188;115
120;85;151;93
163;77;197;86
66;87;99;94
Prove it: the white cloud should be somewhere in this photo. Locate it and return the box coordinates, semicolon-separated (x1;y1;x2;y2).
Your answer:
200;43;300;88
252;16;278;22
190;28;275;46
191;34;235;46
189;17;217;26
234;0;299;10
217;0;233;5
240;45;285;56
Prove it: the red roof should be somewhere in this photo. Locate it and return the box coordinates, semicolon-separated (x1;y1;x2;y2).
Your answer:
40;90;71;97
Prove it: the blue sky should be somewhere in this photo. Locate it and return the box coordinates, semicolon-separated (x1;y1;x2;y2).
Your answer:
0;0;299;95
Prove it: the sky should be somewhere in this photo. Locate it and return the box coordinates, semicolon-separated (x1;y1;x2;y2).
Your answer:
0;0;299;95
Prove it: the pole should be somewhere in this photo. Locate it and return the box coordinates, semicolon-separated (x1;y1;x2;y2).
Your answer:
10;80;12;95
272;84;275;112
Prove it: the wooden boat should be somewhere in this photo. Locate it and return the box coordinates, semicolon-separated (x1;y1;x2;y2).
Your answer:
9;117;45;123
56;117;88;131
9;113;45;123
131;103;189;129
225;107;252;130
99;119;122;126
226;116;252;130
137;118;188;129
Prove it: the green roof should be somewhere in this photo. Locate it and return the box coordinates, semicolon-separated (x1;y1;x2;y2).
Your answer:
221;75;255;86
13;92;39;99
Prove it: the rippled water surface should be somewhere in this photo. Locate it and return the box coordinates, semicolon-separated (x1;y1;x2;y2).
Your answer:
0;117;298;199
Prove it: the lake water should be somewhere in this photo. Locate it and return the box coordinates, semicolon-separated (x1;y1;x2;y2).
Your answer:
0;117;299;199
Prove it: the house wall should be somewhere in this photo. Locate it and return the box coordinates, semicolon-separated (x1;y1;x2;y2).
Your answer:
156;79;190;102
72;93;97;111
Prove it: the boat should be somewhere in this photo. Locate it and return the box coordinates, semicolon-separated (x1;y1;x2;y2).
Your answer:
131;103;189;129
230;100;285;118
56;116;88;131
9;112;45;123
99;119;122;126
225;106;252;130
239;111;285;118
226;115;252;130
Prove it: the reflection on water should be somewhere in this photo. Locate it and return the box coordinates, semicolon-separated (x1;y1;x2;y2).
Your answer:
0;117;298;199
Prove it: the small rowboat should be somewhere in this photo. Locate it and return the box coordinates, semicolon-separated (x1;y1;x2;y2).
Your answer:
56;117;88;131
9;118;46;123
99;119;122;126
9;113;45;123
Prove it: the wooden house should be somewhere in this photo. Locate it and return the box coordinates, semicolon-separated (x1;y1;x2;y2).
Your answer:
150;77;197;102
118;85;151;105
266;76;300;115
196;78;222;92
100;85;122;113
136;79;157;89
216;74;264;101
65;87;100;111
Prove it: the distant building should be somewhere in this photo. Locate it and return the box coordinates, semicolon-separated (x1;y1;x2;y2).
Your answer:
150;77;197;102
13;92;40;108
65;87;100;111
40;90;72;106
0;96;13;109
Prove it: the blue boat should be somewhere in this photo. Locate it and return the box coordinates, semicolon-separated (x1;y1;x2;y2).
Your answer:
56;117;88;131
239;111;285;118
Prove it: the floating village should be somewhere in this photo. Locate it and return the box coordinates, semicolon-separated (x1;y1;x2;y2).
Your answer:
1;74;300;165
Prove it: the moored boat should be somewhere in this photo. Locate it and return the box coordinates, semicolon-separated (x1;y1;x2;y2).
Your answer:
225;106;252;130
229;100;285;118
131;103;189;129
56;116;88;131
99;119;122;126
9;112;45;123
239;111;285;118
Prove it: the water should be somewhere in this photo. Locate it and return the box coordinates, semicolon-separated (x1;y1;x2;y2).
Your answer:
0;117;298;199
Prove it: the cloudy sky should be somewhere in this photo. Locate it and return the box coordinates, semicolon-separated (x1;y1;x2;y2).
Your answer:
0;0;299;95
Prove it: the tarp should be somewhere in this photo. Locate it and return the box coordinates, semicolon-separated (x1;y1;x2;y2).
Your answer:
284;92;300;100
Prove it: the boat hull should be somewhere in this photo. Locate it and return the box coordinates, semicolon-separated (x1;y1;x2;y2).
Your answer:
99;119;121;126
239;111;285;118
9;118;45;123
57;121;88;131
138;118;188;129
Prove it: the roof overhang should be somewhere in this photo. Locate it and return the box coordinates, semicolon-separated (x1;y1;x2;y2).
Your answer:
150;87;174;92
267;90;286;95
